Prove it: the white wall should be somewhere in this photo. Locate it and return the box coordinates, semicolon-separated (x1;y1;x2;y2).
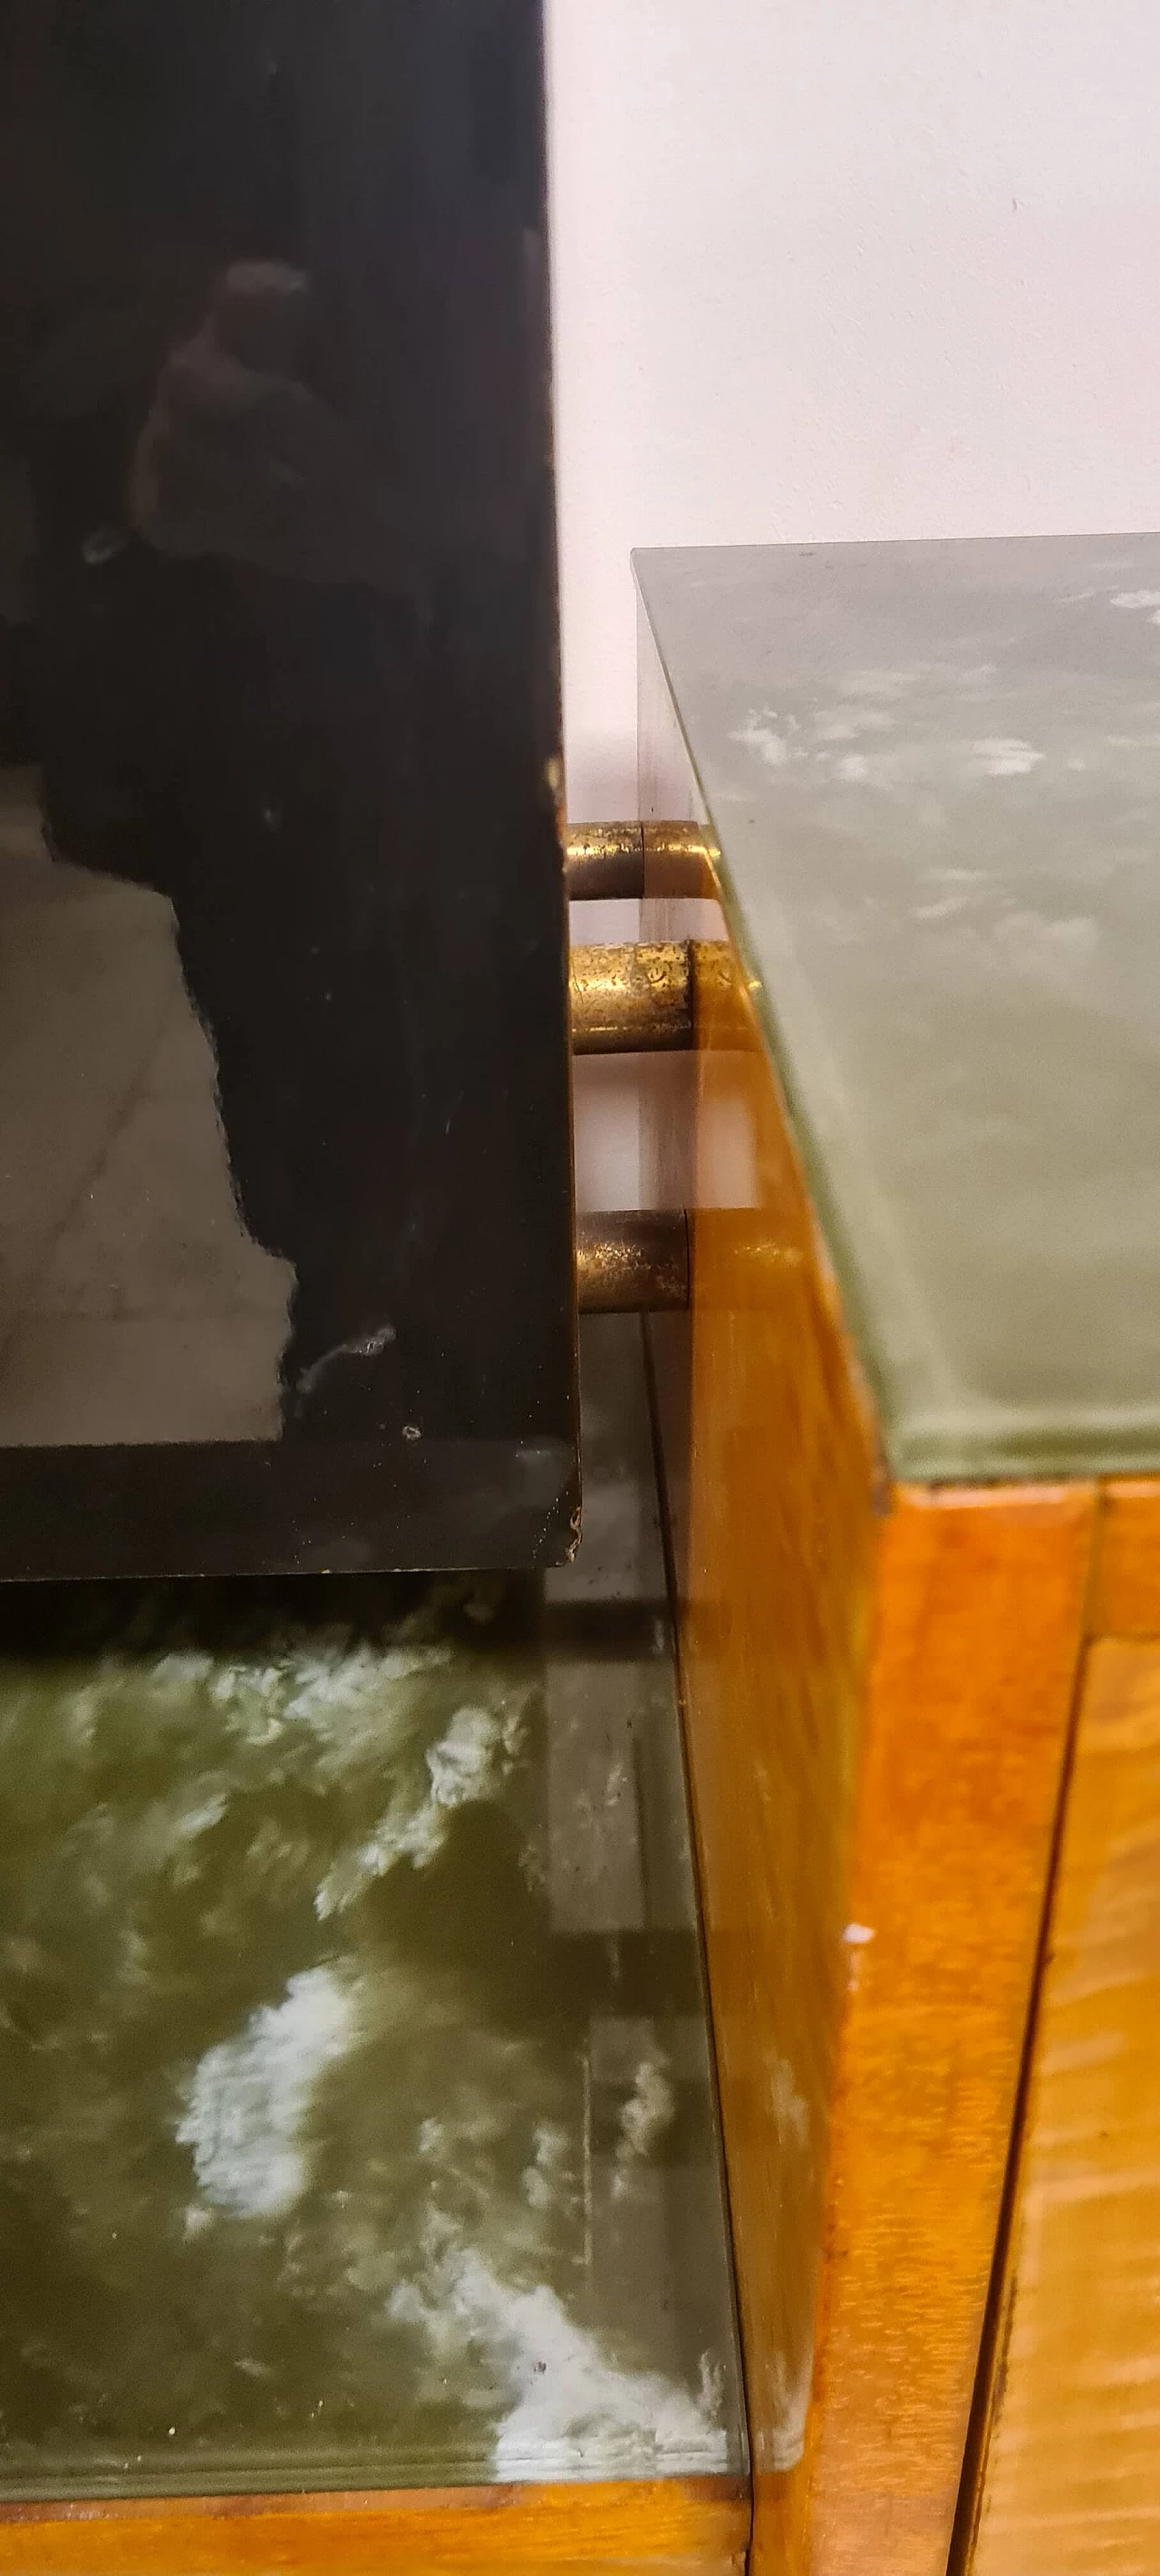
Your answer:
546;0;1160;820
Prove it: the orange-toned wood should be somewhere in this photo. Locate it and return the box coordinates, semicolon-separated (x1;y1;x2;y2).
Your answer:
662;948;1097;2576
1089;1481;1160;1639
798;1484;1094;2576
964;1641;1160;2576
0;2477;749;2575
668;949;879;2563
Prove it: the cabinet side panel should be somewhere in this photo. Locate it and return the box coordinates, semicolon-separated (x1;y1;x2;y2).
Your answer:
1090;1482;1160;1639
965;1638;1160;2576
657;916;1095;2575
0;2477;750;2575
805;1481;1095;2576
668;944;879;2564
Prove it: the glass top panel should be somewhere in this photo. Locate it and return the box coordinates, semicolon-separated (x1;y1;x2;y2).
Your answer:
637;537;1160;1481
0;1318;744;2501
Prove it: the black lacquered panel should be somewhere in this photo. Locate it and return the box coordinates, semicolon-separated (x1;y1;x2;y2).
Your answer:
0;1;576;1575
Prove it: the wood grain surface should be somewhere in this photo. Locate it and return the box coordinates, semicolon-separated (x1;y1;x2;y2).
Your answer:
799;1482;1095;2576
668;946;880;2576
1090;1483;1160;1641
964;1640;1160;2576
0;2477;749;2574
661;947;1097;2576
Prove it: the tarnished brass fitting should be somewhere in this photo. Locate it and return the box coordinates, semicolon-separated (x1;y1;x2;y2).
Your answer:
576;1210;690;1313
564;823;645;901
564;821;719;904
642;821;720;901
569;943;693;1054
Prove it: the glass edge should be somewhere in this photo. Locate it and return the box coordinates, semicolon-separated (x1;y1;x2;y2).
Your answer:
632;562;1160;1492
632;562;904;1462
0;2454;749;2505
892;1420;1160;1487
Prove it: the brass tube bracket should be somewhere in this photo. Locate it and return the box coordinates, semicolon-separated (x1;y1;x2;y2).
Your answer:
576;1210;690;1314
565;821;719;905
567;876;722;1313
570;942;693;1054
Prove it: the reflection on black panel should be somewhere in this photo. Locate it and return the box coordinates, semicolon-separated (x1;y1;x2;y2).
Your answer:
0;3;576;1574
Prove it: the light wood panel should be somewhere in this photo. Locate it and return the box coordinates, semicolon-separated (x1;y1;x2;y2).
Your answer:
0;2477;749;2575
664;949;1097;2576
798;1483;1094;2576
1090;1483;1160;1640
669;947;881;2576
963;1640;1160;2576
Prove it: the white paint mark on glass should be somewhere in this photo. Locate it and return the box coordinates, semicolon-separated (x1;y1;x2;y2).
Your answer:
730;710;801;770
971;739;1045;779
614;2054;676;2191
315;1698;527;1916
390;2248;730;2478
766;2348;813;2472
813;708;895;743
178;1967;357;2218
427;1705;511;1809
521;2122;571;2213
914;895;972;923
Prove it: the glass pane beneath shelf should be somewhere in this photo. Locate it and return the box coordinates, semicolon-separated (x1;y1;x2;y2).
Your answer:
0;1319;744;2501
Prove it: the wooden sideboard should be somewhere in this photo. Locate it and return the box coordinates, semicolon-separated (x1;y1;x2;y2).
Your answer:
637;536;1160;2576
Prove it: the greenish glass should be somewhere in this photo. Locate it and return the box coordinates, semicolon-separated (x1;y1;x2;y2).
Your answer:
0;1321;744;2500
637;537;1160;1482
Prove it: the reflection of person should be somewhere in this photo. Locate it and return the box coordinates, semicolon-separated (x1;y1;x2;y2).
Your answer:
0;0;568;1446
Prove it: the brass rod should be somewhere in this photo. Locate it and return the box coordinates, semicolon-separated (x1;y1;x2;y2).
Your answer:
569;942;692;1054
564;821;719;904
564;824;644;902
576;1211;690;1314
642;822;720;902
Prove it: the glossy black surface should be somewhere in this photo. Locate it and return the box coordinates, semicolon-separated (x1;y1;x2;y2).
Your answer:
0;2;576;1574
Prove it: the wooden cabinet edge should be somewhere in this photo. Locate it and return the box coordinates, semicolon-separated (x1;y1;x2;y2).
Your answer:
957;1639;1160;2576
1089;1481;1160;1640
0;2476;751;2573
777;1481;1097;2576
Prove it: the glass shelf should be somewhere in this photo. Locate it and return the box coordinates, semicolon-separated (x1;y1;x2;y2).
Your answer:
637;536;1160;1482
0;1319;744;2502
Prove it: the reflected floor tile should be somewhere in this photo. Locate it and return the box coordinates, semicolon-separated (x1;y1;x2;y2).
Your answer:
0;846;183;1321
36;1088;292;1325
143;997;228;1101
0;1314;286;1445
0;789;289;1434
